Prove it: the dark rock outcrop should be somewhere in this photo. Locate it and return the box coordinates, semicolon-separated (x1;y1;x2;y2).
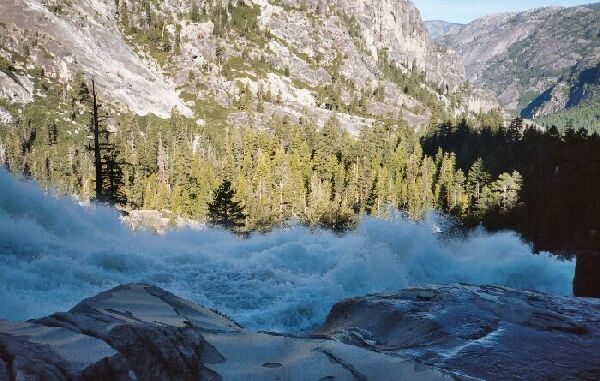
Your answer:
319;284;600;380
0;284;454;381
573;251;600;297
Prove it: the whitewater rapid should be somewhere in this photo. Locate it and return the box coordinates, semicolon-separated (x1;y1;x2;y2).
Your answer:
0;170;574;332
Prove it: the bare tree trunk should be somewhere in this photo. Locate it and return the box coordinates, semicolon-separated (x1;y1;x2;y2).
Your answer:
279;181;284;221
91;79;103;201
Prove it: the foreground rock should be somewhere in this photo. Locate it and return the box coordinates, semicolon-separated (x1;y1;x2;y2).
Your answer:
319;284;600;380
0;284;454;381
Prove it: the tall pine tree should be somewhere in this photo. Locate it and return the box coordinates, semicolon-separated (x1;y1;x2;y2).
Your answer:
207;179;246;231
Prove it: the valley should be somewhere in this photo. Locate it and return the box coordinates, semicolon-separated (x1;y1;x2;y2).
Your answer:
428;3;600;131
0;1;599;378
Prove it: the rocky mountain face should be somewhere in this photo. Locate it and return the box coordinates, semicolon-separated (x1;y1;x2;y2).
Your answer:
320;284;600;380
0;283;456;380
0;0;192;118
2;283;599;380
326;0;467;92
424;20;464;42
434;5;600;121
0;0;497;135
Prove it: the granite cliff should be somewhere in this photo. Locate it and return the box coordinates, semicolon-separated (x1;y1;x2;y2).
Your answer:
0;0;497;134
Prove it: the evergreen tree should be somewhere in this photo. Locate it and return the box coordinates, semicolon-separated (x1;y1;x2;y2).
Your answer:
190;3;200;23
207;179;246;231
492;171;523;212
119;0;129;29
467;158;491;205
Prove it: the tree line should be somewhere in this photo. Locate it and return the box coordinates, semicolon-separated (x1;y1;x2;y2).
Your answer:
0;77;525;234
423;119;600;253
7;74;597;255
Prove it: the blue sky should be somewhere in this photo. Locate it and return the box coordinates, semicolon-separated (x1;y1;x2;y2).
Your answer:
413;0;592;23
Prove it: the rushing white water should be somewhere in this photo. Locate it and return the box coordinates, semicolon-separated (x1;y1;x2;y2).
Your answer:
0;169;574;332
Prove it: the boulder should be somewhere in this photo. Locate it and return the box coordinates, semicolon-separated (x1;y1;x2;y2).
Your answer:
319;284;600;380
573;251;600;297
0;284;455;381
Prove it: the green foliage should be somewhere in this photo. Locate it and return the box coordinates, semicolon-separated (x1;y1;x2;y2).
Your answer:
129;27;173;66
207;179;246;231
491;171;522;212
517;90;540;114
0;55;14;72
1;79;523;234
118;0;178;67
190;3;201;23
222;56;249;80
211;2;261;39
377;49;446;121
118;0;129;28
538;90;600;133
0;66;530;238
423;118;600;252
47;0;72;15
230;3;261;34
268;0;304;12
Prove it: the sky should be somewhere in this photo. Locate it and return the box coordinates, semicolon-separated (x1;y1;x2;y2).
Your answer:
413;0;593;23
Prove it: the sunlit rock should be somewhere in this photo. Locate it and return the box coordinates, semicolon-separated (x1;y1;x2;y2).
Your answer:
0;284;456;380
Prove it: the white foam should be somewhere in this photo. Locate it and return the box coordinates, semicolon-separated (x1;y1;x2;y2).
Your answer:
0;169;574;332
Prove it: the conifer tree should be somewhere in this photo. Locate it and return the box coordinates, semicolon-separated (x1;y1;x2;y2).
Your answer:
207;179;246;231
492;171;523;212
90;79;103;202
190;3;200;22
467;158;491;203
119;0;129;29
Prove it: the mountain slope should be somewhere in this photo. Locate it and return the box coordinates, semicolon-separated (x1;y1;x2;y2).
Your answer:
0;0;496;134
587;2;600;10
425;20;464;41
0;0;192;117
436;5;600;128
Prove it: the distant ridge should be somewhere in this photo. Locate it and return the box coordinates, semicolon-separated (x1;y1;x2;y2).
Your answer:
434;4;600;130
586;2;600;10
424;20;465;41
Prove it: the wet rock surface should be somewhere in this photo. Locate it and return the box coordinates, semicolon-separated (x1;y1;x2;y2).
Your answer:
319;284;600;380
0;284;454;381
3;283;598;380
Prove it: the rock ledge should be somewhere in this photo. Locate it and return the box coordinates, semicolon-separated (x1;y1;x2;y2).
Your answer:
0;284;454;381
319;284;600;380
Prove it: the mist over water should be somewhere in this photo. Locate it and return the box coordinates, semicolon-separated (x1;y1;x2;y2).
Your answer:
0;170;574;332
